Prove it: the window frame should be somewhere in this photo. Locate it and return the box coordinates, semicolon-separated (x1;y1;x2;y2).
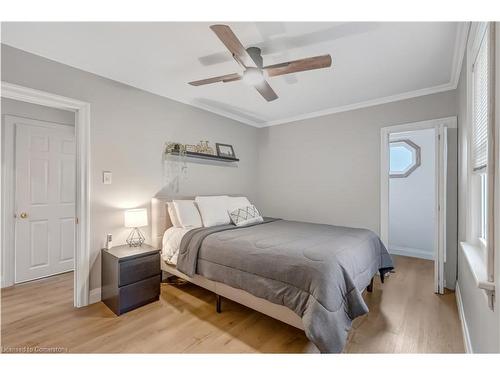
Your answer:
389;139;421;178
466;22;494;259
479;173;488;245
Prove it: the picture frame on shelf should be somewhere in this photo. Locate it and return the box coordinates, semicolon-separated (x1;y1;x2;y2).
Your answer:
215;143;236;158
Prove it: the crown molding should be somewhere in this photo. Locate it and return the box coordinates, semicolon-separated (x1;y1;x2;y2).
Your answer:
182;99;261;127
185;76;459;128
261;81;457;127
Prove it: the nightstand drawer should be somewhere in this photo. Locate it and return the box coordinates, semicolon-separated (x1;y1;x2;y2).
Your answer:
119;252;160;286
119;274;161;314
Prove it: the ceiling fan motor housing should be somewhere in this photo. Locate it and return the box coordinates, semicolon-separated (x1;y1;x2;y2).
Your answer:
246;47;263;68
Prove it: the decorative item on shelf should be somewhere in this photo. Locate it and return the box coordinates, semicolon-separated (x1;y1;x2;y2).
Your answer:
124;208;148;247
165;142;186;156
185;144;198;153
206;144;215;155
163;141;188;194
164;140;238;163
195;140;215;155
216;143;236;159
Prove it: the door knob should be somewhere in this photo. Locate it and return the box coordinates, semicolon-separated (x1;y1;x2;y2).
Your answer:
19;212;28;219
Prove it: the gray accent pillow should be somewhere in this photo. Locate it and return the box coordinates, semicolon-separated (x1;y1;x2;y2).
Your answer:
229;205;264;227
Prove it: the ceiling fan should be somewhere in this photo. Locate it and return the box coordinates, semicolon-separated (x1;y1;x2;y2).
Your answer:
188;25;332;102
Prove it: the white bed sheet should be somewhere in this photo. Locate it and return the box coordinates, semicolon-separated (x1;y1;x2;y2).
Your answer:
161;227;191;265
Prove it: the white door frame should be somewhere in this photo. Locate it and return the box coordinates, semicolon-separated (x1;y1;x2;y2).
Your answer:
1;81;90;308
380;116;456;294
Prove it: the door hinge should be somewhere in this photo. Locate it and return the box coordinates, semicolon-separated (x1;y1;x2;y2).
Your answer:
76;217;79;224
438;134;441;140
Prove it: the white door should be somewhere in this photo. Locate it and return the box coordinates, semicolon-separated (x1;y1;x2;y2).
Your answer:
435;125;448;294
15;119;76;283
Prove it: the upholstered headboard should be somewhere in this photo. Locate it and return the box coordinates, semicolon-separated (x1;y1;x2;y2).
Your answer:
151;197;169;249
151;196;193;249
151;194;245;249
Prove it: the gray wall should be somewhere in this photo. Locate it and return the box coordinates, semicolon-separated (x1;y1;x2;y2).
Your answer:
1;44;260;293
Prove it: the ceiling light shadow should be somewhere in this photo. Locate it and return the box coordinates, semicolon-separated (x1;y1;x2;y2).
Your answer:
198;22;381;67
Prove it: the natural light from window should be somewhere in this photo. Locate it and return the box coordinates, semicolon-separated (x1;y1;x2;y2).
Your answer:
390;145;413;173
389;139;420;178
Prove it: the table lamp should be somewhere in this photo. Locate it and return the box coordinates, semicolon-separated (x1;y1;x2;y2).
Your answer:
124;208;148;247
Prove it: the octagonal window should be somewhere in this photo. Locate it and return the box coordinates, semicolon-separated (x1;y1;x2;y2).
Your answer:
389;139;421;178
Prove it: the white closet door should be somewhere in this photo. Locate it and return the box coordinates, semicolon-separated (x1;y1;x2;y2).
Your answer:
15;119;76;283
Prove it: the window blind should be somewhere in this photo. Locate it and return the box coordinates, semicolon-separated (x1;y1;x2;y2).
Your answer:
471;32;489;172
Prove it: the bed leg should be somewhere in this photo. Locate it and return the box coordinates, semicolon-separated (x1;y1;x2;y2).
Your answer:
216;294;222;313
380;271;385;284
367;277;374;293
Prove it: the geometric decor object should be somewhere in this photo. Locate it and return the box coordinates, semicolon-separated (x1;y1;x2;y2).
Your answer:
126;228;146;247
124;208;148;247
389;139;421;178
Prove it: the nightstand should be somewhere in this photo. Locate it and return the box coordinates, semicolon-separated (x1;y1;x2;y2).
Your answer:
101;244;161;315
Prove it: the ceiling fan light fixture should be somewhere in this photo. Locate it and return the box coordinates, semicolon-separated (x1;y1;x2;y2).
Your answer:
242;68;265;86
189;25;332;102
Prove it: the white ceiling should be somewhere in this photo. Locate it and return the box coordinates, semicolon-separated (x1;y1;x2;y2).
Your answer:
1;22;467;127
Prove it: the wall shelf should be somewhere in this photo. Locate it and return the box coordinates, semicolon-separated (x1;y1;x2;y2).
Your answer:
166;151;239;163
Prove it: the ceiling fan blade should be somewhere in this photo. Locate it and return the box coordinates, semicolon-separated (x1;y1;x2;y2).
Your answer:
188;73;242;86
254;80;278;102
210;25;258;68
264;55;332;78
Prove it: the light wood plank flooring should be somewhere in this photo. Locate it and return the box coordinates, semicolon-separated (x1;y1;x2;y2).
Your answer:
1;255;464;353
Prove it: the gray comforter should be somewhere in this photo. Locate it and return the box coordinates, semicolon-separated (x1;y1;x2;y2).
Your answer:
176;218;393;353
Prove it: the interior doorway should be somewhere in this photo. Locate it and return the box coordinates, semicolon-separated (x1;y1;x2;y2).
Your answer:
1;82;90;307
7;114;76;283
388;128;436;261
380;117;455;294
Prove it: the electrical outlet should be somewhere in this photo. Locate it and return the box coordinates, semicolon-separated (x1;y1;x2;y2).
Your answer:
103;171;112;184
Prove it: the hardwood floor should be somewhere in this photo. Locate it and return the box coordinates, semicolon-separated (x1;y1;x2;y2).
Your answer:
1;255;464;353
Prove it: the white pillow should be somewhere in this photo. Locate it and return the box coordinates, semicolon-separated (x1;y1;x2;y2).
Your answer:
195;195;230;227
167;202;182;228
226;196;251;212
228;204;264;227
172;200;202;228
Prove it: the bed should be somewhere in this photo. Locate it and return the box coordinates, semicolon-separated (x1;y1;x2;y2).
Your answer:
151;196;393;353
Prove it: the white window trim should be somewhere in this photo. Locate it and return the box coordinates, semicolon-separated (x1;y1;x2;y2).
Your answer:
463;22;496;310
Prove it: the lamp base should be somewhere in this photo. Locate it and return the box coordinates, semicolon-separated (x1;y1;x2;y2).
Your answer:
126;227;145;247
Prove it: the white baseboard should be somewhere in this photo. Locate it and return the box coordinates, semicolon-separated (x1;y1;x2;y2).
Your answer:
89;287;101;304
455;282;473;353
388;245;434;260
1;278;14;289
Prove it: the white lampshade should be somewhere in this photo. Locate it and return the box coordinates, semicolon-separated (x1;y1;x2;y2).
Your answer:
124;208;148;228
